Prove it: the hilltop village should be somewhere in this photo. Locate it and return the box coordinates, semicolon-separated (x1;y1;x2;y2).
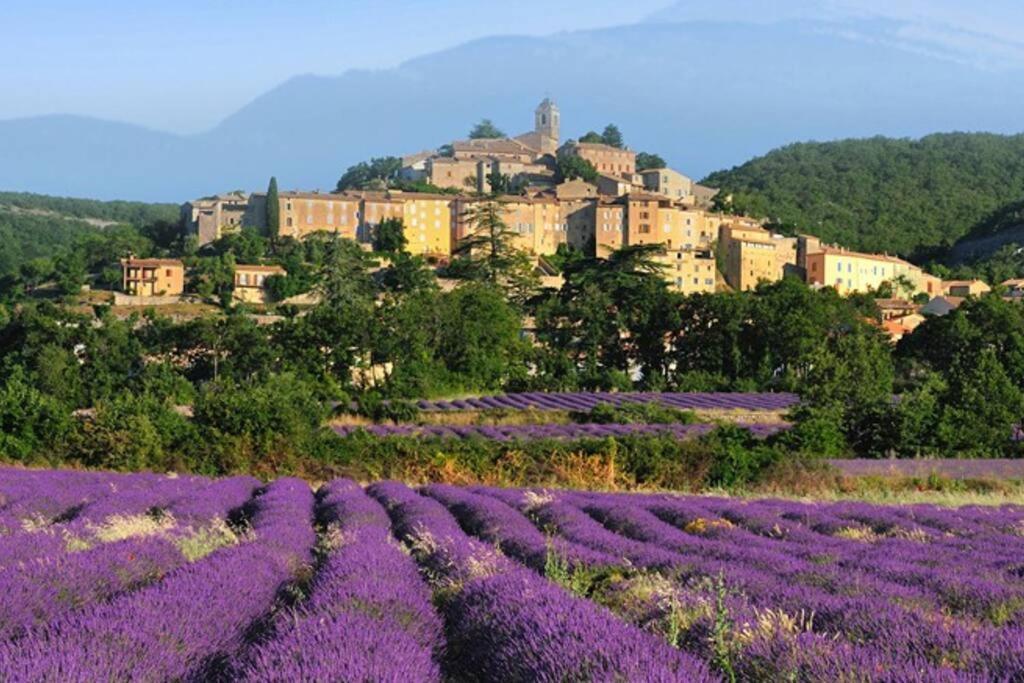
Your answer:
131;99;993;338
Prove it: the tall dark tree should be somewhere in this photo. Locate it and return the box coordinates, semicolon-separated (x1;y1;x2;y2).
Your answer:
601;124;624;148
555;155;598;184
266;176;280;241
452;200;538;304
636;152;666;171
468;119;506;139
373;217;408;254
335;157;402;191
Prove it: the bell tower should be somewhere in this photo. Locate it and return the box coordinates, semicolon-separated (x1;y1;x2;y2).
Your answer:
535;97;559;144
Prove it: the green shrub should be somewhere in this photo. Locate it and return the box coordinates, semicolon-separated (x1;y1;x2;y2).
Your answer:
0;367;73;460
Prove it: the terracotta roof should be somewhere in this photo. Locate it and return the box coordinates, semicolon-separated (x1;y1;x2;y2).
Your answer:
622;192;671;203
278;191;357;201
121;258;184;267
881;319;911;337
874;298;917;309
235;264;285;273
943;279;989;288
815;247;914;267
452;138;534;154
570;142;635;154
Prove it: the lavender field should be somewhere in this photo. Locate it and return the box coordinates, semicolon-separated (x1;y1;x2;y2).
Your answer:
413;391;800;412
2;467;1024;680
334;422;787;441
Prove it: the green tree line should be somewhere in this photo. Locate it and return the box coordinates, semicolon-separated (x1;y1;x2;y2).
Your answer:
704;133;1024;256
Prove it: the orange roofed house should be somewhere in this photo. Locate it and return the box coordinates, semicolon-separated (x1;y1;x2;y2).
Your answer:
121;258;184;297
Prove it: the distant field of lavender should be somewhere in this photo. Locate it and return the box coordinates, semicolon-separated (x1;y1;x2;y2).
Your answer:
333;422;787;441
411;392;800;412
831;459;1024;479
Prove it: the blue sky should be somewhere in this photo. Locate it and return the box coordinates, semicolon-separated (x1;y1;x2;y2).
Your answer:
1;0;670;134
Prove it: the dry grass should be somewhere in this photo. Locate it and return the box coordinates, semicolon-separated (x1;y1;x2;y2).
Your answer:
174;519;242;561
89;513;177;544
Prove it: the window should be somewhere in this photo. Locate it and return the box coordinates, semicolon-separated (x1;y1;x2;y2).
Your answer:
307;216;313;224
837;262;843;273
165;269;172;277
848;263;852;273
286;217;293;227
286;202;292;211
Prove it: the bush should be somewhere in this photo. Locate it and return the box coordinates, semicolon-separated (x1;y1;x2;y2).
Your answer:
0;368;73;460
193;374;326;453
702;425;785;488
70;394;197;471
353;394;421;424
315;428;785;492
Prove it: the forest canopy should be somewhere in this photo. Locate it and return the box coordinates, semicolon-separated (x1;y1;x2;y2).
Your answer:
703;133;1024;256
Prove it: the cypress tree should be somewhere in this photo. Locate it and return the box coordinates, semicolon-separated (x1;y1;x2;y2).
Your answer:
266;176;280;240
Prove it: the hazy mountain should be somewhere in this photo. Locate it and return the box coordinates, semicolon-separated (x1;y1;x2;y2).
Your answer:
1;11;1022;202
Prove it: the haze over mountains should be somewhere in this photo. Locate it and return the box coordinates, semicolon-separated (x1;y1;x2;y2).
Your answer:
2;1;1022;202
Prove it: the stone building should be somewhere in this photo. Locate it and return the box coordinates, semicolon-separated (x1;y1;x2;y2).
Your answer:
640;168;694;203
182;192;258;246
559;141;636;177
234;264;285;304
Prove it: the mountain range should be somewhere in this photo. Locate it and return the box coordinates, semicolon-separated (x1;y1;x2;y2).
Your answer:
1;2;1022;203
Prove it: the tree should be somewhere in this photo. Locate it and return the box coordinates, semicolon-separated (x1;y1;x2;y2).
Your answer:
317;236;375;307
373;217;408;253
936;347;1024;457
335;157;402;191
636;152;666;172
190;253;236;305
452;200;539;304
54;250;87;297
579;131;603;143
786;323;895;456
266;177;280;241
376;252;437;296
556;155;599;184
0;366;72;460
435;283;528;390
601;124;624;148
18;258;53;292
468;119;505;139
537;244;674;389
486;168;514;195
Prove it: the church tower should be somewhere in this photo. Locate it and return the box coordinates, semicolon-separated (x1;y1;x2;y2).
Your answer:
535;98;559;145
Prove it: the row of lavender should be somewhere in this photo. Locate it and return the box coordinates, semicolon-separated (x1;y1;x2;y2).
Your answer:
421;484;1024;679
3;466;1023;679
414;391;800;412
334;421;788;441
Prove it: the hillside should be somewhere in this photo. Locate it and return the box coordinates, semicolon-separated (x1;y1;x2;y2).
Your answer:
703;133;1024;256
1;13;1023;201
0;192;179;277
